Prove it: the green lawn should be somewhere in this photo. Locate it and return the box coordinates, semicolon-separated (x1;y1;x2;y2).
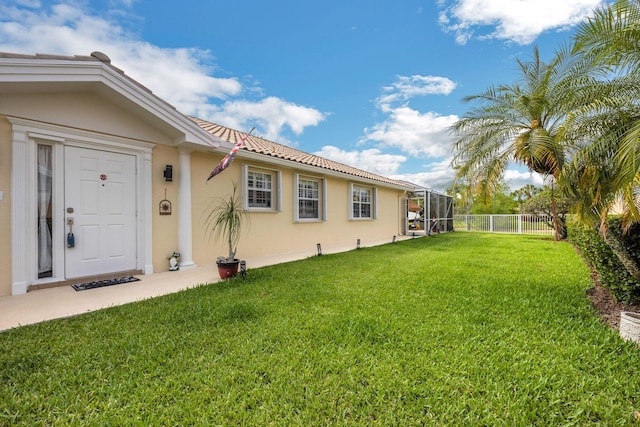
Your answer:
1;233;640;425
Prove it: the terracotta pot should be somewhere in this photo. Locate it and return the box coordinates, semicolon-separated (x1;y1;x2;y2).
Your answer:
216;259;240;279
620;311;640;344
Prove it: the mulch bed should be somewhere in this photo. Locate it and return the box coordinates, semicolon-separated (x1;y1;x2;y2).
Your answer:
586;271;640;330
571;244;640;330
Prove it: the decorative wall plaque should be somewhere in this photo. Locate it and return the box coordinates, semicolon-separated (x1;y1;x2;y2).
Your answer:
159;188;172;215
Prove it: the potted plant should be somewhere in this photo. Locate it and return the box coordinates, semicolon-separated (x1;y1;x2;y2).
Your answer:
204;183;247;279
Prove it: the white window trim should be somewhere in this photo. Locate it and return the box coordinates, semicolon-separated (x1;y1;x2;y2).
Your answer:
9;117;154;295
349;183;378;220
242;164;281;212
374;187;378;219
294;174;327;222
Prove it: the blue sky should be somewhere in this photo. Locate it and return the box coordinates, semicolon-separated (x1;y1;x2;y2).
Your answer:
0;0;608;191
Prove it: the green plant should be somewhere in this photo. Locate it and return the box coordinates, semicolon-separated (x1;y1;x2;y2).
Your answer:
2;234;640;425
204;183;246;262
568;218;640;303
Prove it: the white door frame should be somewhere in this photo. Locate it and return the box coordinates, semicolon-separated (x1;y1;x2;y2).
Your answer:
9;117;154;295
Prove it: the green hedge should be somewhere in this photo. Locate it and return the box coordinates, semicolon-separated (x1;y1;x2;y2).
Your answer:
567;218;640;303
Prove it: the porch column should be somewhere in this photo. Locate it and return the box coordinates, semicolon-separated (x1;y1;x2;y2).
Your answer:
11;125;29;294
178;149;196;270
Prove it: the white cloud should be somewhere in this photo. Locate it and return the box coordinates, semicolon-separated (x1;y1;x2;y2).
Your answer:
362;74;459;160
0;3;241;105
0;1;325;143
314;146;407;176
392;165;545;194
377;75;457;108
386;161;547;193
503;169;545;190
360;70;549;193
204;97;326;144
363;106;458;158
391;158;456;191
439;0;604;45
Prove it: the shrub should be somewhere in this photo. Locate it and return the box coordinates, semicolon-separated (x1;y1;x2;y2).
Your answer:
567;218;640;303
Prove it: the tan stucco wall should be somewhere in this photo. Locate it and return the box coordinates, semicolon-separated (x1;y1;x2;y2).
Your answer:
0;92;175;145
151;145;180;272
0;116;12;295
190;151;405;266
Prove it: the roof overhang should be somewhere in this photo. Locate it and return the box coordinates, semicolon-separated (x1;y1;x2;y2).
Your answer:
0;52;224;148
234;147;413;191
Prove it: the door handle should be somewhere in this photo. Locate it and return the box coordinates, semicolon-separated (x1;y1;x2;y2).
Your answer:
67;217;75;248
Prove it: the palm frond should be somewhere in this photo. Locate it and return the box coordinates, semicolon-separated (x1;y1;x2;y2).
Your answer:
203;183;247;261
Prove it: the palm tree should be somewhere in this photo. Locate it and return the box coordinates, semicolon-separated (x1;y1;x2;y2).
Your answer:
522;184;541;199
511;188;528;213
563;0;640;232
446;179;474;215
450;46;577;240
553;0;640;281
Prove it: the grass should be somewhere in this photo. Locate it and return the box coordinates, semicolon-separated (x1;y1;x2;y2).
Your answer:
1;233;640;425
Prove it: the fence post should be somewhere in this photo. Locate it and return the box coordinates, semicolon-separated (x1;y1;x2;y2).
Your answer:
490;215;494;232
518;215;522;234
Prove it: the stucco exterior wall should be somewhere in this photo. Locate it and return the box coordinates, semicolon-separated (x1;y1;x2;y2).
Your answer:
190;151;405;267
151;144;180;272
0;116;12;295
0;92;174;145
191;151;242;264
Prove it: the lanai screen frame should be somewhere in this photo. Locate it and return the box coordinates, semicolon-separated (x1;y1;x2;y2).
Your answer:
405;188;454;235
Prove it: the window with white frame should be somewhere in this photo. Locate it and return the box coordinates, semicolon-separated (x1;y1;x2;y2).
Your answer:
350;184;376;219
248;170;272;208
298;178;319;219
295;174;326;221
243;165;281;211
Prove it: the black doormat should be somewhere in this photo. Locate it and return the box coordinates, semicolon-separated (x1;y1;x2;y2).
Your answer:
71;276;140;291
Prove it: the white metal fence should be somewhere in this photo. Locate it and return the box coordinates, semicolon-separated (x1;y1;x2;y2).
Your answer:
453;214;554;235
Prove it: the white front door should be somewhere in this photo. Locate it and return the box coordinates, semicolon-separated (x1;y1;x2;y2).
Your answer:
64;146;137;278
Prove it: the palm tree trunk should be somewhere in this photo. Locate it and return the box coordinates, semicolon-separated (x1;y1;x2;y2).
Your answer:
550;181;561;241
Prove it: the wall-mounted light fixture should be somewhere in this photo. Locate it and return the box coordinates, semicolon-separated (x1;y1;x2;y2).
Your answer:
163;165;173;182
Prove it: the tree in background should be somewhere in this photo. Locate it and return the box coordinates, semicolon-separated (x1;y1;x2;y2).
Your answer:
470;185;518;214
511;184;542;213
450;46;579;240
448;181;518;214
446;179;474;215
523;186;577;239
